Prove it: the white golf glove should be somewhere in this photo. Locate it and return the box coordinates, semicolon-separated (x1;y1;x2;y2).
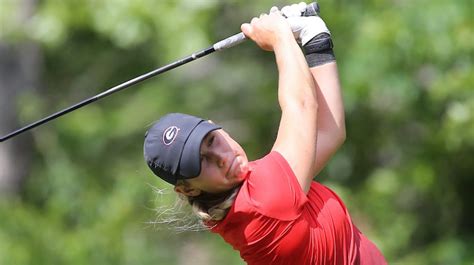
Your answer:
270;2;330;46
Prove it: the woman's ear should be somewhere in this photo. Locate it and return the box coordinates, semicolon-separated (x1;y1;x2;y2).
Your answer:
174;184;201;197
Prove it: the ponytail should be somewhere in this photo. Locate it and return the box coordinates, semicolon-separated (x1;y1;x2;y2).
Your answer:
151;181;240;232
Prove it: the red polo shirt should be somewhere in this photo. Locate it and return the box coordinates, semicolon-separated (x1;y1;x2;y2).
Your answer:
211;151;386;265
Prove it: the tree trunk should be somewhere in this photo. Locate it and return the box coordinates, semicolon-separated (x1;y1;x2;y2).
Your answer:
0;0;40;198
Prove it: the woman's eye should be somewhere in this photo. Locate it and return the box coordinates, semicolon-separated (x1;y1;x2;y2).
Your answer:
208;136;215;147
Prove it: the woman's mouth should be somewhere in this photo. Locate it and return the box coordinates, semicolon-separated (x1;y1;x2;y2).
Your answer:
225;156;237;179
226;155;248;180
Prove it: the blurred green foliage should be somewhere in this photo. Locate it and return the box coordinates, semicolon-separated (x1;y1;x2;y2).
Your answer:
0;0;473;264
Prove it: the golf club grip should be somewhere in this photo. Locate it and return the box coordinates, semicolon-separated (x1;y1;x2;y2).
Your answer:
303;2;320;17
213;2;320;51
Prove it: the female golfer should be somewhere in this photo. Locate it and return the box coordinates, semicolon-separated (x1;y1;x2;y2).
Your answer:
144;3;387;264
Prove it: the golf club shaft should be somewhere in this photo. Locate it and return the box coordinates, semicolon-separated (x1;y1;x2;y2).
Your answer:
0;46;216;142
0;2;320;142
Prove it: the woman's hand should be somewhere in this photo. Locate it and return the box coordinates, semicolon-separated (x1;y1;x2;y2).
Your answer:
278;3;330;45
240;12;295;51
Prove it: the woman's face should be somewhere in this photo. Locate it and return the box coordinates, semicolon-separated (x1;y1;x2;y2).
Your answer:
181;129;249;195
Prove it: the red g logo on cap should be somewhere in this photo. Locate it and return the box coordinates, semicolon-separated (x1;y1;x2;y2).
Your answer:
163;126;179;145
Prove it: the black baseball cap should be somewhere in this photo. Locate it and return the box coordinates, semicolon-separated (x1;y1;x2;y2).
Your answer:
144;113;221;185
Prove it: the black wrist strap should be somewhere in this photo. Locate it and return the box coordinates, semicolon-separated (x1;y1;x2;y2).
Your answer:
303;33;334;54
303;33;336;67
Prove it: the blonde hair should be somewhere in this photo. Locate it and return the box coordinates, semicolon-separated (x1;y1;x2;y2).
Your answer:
177;180;240;223
150;182;240;232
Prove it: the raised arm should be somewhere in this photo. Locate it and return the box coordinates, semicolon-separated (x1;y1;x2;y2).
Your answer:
279;3;346;178
242;12;319;193
310;62;345;176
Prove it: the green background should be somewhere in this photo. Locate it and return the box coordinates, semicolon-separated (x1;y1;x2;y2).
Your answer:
0;0;472;264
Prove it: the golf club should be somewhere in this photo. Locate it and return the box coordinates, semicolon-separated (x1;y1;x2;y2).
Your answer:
0;2;320;143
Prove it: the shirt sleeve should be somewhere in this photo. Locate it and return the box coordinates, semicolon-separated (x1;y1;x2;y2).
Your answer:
244;151;308;220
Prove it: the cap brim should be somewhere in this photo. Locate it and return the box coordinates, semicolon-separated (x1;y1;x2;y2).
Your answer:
179;121;221;178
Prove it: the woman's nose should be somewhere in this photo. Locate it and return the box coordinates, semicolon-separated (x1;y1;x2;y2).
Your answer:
209;150;227;168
